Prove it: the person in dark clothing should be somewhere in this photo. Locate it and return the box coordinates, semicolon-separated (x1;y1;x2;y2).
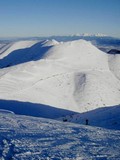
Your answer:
85;119;89;125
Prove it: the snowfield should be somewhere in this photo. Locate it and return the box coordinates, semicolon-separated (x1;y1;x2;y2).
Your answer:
0;113;120;160
0;39;120;114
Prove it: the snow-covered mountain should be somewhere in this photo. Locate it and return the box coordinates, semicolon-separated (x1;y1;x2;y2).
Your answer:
0;39;120;116
0;39;120;159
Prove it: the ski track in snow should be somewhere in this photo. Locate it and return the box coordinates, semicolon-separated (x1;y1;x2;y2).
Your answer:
0;113;120;160
5;71;69;96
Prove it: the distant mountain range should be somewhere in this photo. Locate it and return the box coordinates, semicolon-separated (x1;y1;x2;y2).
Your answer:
1;34;120;53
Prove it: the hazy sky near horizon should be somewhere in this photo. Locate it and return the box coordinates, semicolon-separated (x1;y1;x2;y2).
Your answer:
0;0;120;37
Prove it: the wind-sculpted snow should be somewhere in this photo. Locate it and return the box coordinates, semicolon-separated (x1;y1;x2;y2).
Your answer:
0;39;120;114
0;113;120;160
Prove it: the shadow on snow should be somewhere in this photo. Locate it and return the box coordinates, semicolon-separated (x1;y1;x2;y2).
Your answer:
0;99;77;119
0;41;52;68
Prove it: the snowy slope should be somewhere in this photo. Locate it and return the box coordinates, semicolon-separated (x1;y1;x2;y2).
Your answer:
0;39;120;114
0;113;120;160
0;41;38;59
58;105;120;130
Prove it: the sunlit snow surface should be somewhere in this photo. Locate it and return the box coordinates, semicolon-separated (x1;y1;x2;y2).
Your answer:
0;113;120;160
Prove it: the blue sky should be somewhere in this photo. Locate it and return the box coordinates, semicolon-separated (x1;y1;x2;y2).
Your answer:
0;0;120;37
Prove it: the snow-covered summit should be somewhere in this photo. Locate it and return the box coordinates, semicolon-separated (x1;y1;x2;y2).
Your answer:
40;39;59;46
44;39;109;70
